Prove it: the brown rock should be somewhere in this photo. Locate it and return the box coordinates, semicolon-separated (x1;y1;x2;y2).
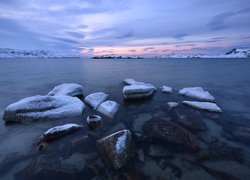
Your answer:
97;129;136;169
143;118;199;151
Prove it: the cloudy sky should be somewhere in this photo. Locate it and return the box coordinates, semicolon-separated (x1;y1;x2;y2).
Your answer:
0;0;250;56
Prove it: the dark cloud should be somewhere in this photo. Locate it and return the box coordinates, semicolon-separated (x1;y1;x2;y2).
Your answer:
174;33;189;40
52;37;80;44
66;31;85;39
143;47;155;51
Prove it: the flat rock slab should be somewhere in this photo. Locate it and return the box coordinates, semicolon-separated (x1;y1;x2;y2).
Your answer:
179;87;215;101
38;123;83;143
3;95;85;122
48;83;83;97
183;101;222;112
84;92;108;109
143;118;199;151
97;129;136;169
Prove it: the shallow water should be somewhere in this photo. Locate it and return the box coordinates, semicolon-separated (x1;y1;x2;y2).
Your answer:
0;58;250;179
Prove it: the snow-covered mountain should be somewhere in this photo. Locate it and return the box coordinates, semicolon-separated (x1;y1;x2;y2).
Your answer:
92;55;144;59
224;48;250;58
0;48;83;58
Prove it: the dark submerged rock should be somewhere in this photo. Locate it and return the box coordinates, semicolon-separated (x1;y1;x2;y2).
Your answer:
157;159;182;178
96;129;136;170
143;118;199;151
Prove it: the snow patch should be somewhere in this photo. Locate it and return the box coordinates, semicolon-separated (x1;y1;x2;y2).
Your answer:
116;130;129;154
44;123;82;135
167;102;178;109
97;100;119;118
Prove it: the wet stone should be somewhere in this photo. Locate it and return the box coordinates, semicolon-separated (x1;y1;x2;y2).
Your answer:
97;129;136;170
148;144;171;158
157;159;182;178
87;115;103;129
143;118;199;151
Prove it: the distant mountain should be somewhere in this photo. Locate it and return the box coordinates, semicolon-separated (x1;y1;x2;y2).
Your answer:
92;55;144;59
0;48;83;58
224;48;250;58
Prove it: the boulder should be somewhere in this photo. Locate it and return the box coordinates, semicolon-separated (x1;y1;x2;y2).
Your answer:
97;100;119;118
143;118;199;151
84;92;108;109
179;87;215;101
48;83;83;97
123;84;156;99
96;129;136;169
183;101;222;112
160;86;173;93
87;115;103;129
3;95;85;122
38;123;83;143
124;79;146;85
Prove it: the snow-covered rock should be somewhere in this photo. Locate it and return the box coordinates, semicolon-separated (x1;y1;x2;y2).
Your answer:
48;83;83;97
160;86;173;93
123;84;156;99
183;101;222;112
124;79;146;85
38;123;83;143
167;102;179;109
84;92;108;109
97;129;136;169
3;95;85;122
97;100;119;118
179;87;215;101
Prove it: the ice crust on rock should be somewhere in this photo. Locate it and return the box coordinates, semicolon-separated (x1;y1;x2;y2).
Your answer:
48;83;83;97
183;101;222;112
84;92;108;109
160;86;173;93
123;84;156;99
179;87;215;101
97;100;119;118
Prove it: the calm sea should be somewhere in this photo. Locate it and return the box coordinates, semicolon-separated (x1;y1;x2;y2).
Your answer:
0;58;250;179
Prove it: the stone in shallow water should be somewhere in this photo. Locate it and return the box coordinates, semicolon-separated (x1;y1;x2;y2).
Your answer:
97;100;119;118
143;118;199;151
48;83;83;97
160;86;173;93
175;109;207;131
3;95;85;122
96;129;136;169
123;84;156;99
38;123;83;143
87;115;103;129
179;87;215;101
183;101;222;112
84;92;108;109
124;78;146;85
167;102;178;110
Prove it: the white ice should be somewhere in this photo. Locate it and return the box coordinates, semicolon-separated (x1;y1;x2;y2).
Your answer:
97;100;119;118
115;130;130;154
84;92;108;109
179;87;215;101
48;83;83;97
183;101;222;112
124;79;146;85
167;102;178;109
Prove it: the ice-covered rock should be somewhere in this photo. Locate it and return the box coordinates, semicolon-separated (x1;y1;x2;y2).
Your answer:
97;129;136;169
48;83;83;97
179;87;215;101
167;102;178;109
124;79;146;85
183;101;222;112
97;100;119;118
84;92;108;109
3;95;85;122
160;86;173;93
87;115;103;129
38;123;83;143
123;84;156;99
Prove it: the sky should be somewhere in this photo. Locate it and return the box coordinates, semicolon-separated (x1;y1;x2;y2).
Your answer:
0;0;250;57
